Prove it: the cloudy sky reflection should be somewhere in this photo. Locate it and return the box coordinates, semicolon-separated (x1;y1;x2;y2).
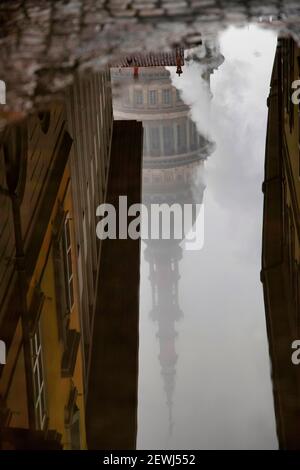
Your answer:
136;26;279;450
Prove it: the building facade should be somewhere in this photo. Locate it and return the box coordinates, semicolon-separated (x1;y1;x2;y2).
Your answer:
0;68;114;449
65;69;113;387
0;103;84;449
262;37;300;449
86;120;143;449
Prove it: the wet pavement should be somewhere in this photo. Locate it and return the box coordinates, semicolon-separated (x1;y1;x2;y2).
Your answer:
1;0;300;119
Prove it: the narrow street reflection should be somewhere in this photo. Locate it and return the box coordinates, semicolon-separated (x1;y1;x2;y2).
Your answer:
112;42;222;443
112;29;278;450
1;14;300;450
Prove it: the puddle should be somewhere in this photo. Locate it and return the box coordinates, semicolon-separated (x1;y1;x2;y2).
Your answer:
0;1;300;451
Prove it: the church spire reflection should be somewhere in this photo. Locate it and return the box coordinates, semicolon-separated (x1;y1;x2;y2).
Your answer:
145;239;182;436
112;42;223;436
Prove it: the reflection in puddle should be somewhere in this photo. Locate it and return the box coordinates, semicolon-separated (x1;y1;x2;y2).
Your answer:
112;26;279;449
112;47;216;445
262;37;300;450
1;6;300;450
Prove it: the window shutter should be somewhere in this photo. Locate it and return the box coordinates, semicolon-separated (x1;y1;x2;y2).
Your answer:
52;205;69;344
61;329;80;378
64;385;78;427
28;285;45;337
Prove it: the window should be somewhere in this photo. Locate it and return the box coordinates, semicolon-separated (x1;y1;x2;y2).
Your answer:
163;126;174;155
31;324;47;430
162;89;172;105
134;89;143;106
149;127;160;156
61;329;80;378
149;90;157;106
177;122;187;153
70;407;81;450
143;130;148;154
63;216;74;312
65;385;81;449
53;206;80;378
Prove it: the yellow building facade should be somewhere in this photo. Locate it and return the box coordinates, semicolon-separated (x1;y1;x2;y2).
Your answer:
0;103;86;449
262;37;300;449
0;67;114;449
26;155;86;449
